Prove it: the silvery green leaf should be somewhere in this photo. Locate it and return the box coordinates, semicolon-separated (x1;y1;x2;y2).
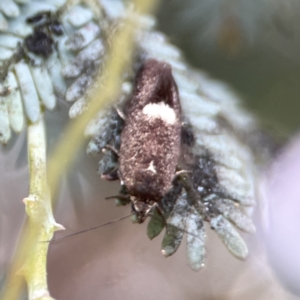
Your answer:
100;0;125;20
7;16;32;37
14;61;40;123
161;225;183;257
189;115;220;134
0;95;10;143
46;55;67;97
180;91;220;117
56;36;72;67
215;199;256;233
139;32;181;61
31;66;56;110
61;39;104;78
214;165;255;206
172;72;199;92
66;74;93;102
186;207;206;271
66;5;93;27
0;34;21;49
65;22;101;51
43;0;66;6
85;111;109;143
0;47;13;60
161;193;188;257
0;12;8;30
0;0;19;18
23;1;56;15
147;208;165;240
97;150;118;177
6;72;24;132
69;97;88;119
211;215;248;259
14;0;31;3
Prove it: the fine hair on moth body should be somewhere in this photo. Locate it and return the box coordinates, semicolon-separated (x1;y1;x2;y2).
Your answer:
117;58;182;224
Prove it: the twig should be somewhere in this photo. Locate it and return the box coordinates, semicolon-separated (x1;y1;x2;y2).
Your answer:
2;116;64;300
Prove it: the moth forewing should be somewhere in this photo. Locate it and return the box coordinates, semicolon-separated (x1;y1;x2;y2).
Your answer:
119;59;181;222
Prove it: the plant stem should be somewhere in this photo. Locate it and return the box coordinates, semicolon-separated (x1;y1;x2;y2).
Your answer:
2;116;64;300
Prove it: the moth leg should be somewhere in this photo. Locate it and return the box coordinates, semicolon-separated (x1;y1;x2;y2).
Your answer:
98;146;119;181
175;169;192;177
117;169;126;186
179;174;210;222
101;169;119;181
103;144;119;156
114;105;126;121
153;203;168;227
172;169;192;182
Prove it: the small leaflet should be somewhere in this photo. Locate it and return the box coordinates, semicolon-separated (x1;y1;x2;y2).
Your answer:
186;207;206;271
65;73;93;102
0;94;10;143
66;5;93;28
86;110;120;154
210;215;248;259
31;66;56;110
147;208;165;240
61;39;104;78
65;22;100;51
6;72;24;132
190;115;219;134
46;55;67;96
0;47;13;60
14;61;41;123
97;150;118;177
0;0;19;18
0;12;8;31
161;193;188;257
180;91;220;117
215;199;256;233
7;15;32;37
69;97;87;119
161;224;184;257
0;34;22;49
84;110;107;138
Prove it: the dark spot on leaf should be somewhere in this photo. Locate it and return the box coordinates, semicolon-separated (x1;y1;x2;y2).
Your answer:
25;30;54;58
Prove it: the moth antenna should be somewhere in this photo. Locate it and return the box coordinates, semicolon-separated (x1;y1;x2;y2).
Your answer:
44;214;132;244
105;195;130;201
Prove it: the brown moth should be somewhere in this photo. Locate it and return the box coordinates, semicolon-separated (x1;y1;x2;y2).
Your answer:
118;59;181;223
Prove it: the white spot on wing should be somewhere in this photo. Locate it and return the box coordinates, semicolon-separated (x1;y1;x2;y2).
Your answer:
146;160;156;173
142;101;176;124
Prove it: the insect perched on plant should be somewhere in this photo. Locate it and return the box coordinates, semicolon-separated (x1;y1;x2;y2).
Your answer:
106;59;182;223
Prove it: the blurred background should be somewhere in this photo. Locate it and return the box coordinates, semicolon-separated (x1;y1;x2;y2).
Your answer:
157;0;300;137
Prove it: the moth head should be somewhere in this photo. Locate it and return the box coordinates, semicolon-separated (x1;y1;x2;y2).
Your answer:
131;197;153;224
